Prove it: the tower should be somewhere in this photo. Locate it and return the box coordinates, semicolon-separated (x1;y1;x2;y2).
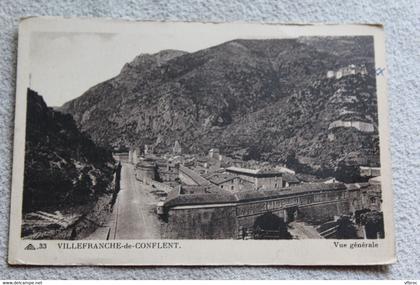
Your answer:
173;140;182;155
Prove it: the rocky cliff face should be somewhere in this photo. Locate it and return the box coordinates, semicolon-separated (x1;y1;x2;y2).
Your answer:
60;37;379;181
23;89;115;213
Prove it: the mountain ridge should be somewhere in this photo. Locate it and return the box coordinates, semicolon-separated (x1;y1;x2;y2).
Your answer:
24;89;115;213
60;36;379;181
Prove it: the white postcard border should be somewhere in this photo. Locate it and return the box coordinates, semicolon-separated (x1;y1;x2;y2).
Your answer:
8;17;396;266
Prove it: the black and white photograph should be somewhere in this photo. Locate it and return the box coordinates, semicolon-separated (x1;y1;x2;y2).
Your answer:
8;18;395;265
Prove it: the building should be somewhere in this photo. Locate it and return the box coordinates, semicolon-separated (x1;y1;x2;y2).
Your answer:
282;172;300;187
365;176;382;211
191;151;222;173
168;156;182;169
132;147;140;164
144;144;154;155
326;64;368;79
128;147;141;164
209;148;220;160
135;158;156;183
155;157;179;182
360;166;381;178
178;165;212;186
113;152;129;162
326;70;335;78
172;140;182;155
328;120;375;133
159;182;355;239
275;166;295;175
204;172;254;192
128;149;133;163
226;166;285;190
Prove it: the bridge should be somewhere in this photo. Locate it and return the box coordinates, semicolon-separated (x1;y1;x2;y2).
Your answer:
159;181;371;239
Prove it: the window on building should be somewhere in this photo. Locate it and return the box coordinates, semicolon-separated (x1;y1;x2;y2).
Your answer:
231;186;234;190
221;185;224;189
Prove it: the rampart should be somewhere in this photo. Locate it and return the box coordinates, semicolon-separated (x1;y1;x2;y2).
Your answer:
160;182;370;239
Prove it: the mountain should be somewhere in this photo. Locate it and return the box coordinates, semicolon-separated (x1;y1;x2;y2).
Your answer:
60;36;379;181
23;89;115;213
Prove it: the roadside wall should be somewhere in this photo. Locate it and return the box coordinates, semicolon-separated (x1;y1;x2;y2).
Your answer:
298;200;350;224
163;205;237;239
149;180;174;193
163;188;358;239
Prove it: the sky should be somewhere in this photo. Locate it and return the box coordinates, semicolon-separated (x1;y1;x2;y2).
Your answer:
28;23;290;107
27;21;373;107
29;31;205;107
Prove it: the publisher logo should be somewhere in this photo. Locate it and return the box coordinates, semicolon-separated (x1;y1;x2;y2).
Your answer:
24;244;36;250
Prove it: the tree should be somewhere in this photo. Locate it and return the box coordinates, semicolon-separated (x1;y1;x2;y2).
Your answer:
73;170;93;204
361;211;385;239
335;160;364;183
336;216;359;239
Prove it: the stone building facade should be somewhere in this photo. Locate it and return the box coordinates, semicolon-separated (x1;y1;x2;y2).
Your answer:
204;172;254;192
135;159;156;183
225;167;285;190
160;182;365;239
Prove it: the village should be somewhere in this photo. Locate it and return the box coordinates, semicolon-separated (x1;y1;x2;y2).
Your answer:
20;137;383;241
104;141;384;240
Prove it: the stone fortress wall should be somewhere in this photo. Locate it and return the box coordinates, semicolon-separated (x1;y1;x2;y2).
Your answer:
328;120;375;133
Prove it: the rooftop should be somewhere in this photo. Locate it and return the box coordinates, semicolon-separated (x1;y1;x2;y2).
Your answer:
178;165;211;185
204;172;238;184
345;182;370;190
276;166;296;174
368;176;381;184
163;190;237;208
180;184;224;195
163;182;347;208
360;166;381;170
235;182;347;202
282;172;300;183
226;166;282;176
136;159;156;168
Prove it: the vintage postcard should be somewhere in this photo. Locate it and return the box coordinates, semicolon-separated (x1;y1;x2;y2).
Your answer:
8;17;395;265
